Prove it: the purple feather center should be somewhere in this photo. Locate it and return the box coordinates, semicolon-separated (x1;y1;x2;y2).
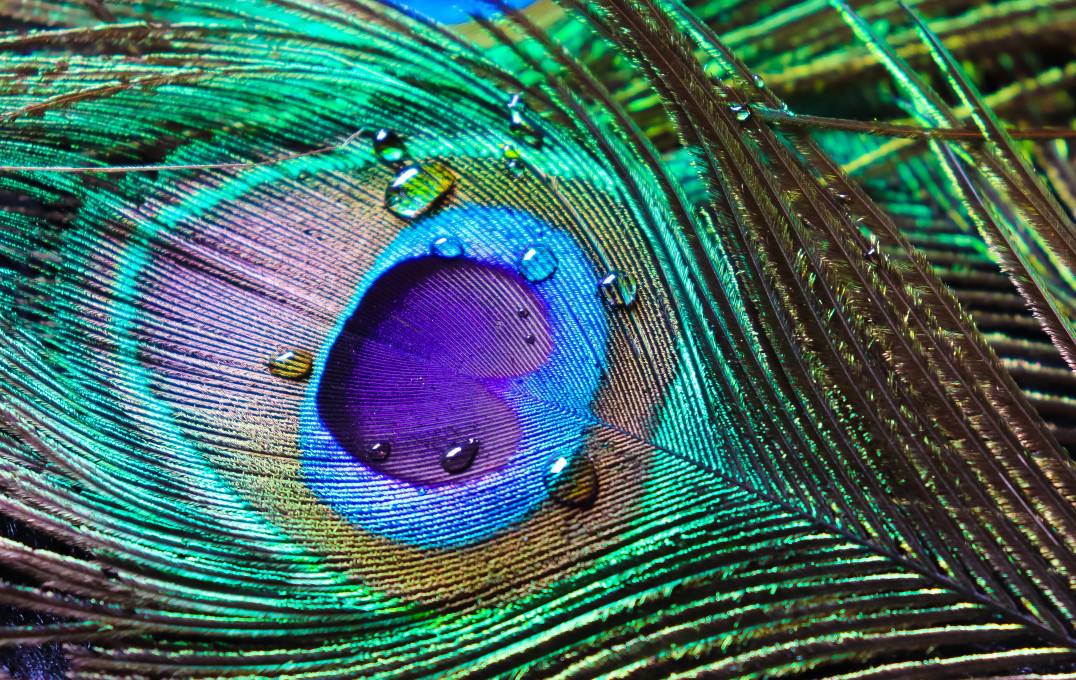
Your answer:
317;257;552;485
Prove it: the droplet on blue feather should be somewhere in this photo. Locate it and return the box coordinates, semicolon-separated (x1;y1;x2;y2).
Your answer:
441;439;480;474
598;271;639;308
524;333;536;345
730;104;751;122
517;244;557;282
373;129;408;165
431;235;463;258
517;306;530;319
545;454;599;507
268;349;313;380
385;163;455;219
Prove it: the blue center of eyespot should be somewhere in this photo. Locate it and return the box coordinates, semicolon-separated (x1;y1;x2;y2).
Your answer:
300;207;608;548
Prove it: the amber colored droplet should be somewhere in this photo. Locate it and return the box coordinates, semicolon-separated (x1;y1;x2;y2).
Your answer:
545;454;599;507
385;163;455;219
268;349;313;380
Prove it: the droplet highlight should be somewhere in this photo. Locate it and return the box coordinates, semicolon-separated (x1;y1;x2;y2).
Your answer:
431;235;463;258
516;244;558;282
509;110;543;148
502;143;526;177
517;307;530;319
359;441;391;464
385;162;455;219
373;129;408;165
545;454;599;507
730;104;751;122
598;270;639;308
441;439;480;475
268;349;313;381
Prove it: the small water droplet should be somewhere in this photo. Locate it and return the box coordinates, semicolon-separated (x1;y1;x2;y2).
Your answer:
509;110;543;148
864;246;880;263
373;129;408;165
507;93;526;111
524;333;536;345
517;307;530;319
385;163;455;219
502;143;526;176
752;74;766;88
431;235;463;258
516;244;558;282
360;441;391;463
441;439;479;475
545;454;598;507
598;271;639;308
730;104;751;122
268;348;313;380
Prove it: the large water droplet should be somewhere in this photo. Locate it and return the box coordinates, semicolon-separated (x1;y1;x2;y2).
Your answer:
516;244;557;282
441;439;480;475
598;270;639;308
730;104;751;122
752;74;766;88
431;235;463;258
545;454;598;507
359;441;391;464
385;163;455;219
509;110;543;148
373;129;408;165
268;348;313;380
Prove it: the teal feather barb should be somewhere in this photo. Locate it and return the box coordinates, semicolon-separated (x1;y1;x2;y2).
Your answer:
1;0;1076;677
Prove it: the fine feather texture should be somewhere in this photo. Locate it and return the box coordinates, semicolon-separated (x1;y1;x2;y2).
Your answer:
0;0;1075;678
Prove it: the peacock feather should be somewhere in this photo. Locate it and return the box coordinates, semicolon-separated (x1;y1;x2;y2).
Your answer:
1;0;1076;677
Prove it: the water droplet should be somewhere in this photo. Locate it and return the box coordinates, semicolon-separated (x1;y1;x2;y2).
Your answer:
502;143;526;176
507;93;526;111
516;244;558;282
752;75;766;88
509;110;543;148
441;438;479;475
545;454;598;507
268;348;313;380
359;441;391;464
373;129;408;165
864;246;880;263
730;104;751;122
517;307;530;319
598;270;639;308
431;235;463;258
524;333;536;345
385;163;455;219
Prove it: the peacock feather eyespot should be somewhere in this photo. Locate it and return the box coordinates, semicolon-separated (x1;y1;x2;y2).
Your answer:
4;0;1076;676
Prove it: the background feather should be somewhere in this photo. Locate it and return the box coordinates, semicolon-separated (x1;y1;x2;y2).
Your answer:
0;0;1075;678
